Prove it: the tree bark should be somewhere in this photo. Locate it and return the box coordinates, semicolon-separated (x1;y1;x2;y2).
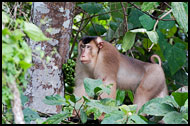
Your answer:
24;2;75;114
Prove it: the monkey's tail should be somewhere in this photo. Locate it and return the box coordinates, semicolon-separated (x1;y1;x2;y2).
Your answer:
150;55;161;67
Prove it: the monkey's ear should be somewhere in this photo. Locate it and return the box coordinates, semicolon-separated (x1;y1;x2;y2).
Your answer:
96;37;104;49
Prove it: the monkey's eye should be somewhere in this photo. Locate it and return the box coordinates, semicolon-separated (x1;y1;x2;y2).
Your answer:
86;45;91;49
81;44;85;49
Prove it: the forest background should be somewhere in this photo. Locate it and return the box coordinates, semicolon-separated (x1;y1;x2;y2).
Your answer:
2;2;188;124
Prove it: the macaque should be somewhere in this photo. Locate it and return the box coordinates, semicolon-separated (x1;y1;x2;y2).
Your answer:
74;36;168;113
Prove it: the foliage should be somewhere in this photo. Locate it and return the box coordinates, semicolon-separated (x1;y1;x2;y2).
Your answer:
139;92;188;124
42;78;188;124
2;2;50;124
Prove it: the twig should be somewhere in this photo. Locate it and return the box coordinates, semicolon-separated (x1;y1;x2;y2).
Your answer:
73;103;82;123
164;2;171;8
18;9;29;22
78;100;86;114
148;9;172;52
37;111;52;117
13;2;18;19
148;43;155;52
153;9;172;31
130;50;134;58
69;13;89;58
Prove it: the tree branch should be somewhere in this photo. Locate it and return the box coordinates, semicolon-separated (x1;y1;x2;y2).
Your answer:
8;81;25;124
120;2;128;33
153;9;172;31
128;2;174;21
148;9;172;52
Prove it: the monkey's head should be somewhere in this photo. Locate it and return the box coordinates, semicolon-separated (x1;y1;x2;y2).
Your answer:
78;36;104;64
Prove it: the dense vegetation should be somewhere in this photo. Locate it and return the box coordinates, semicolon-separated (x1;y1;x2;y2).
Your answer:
2;2;188;124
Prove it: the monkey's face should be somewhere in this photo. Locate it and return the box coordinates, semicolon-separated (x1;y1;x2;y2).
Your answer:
78;41;98;65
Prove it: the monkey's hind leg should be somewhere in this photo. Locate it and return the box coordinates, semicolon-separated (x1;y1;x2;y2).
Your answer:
133;66;166;113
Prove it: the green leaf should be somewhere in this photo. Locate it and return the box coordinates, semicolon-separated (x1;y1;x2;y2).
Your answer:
128;8;143;28
157;30;170;54
78;2;103;14
127;90;134;103
141;2;159;11
128;115;148;124
84;78;103;98
165;43;186;75
183;2;188;15
184;99;188;108
95;84;112;96
172;69;188;86
2;11;10;24
42;112;70;124
20;93;29;106
146;31;159;44
23;22;50;42
171;92;188;107
100;98;117;107
2;28;12;44
80;109;87;124
86;99;118;114
88;24;107;36
158;14;175;30
160;25;177;38
163;111;186;124
141;103;175;116
135;46;145;55
139;14;156;30
12;29;25;42
119;104;137;115
2;43;14;58
70;94;76;103
110;21;120;31
98;8;110;20
94;87;102;95
130;29;158;44
19;61;32;70
23;108;40;123
139;97;171;115
122;32;136;51
86;106;101;120
82;96;90;102
160;96;179;109
101;111;126;124
109;2;124;22
43;94;68;106
116;90;126;105
173;37;188;50
180;99;188;120
171;2;188;33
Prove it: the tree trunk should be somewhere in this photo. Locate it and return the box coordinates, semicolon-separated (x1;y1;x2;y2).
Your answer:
24;2;75;114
